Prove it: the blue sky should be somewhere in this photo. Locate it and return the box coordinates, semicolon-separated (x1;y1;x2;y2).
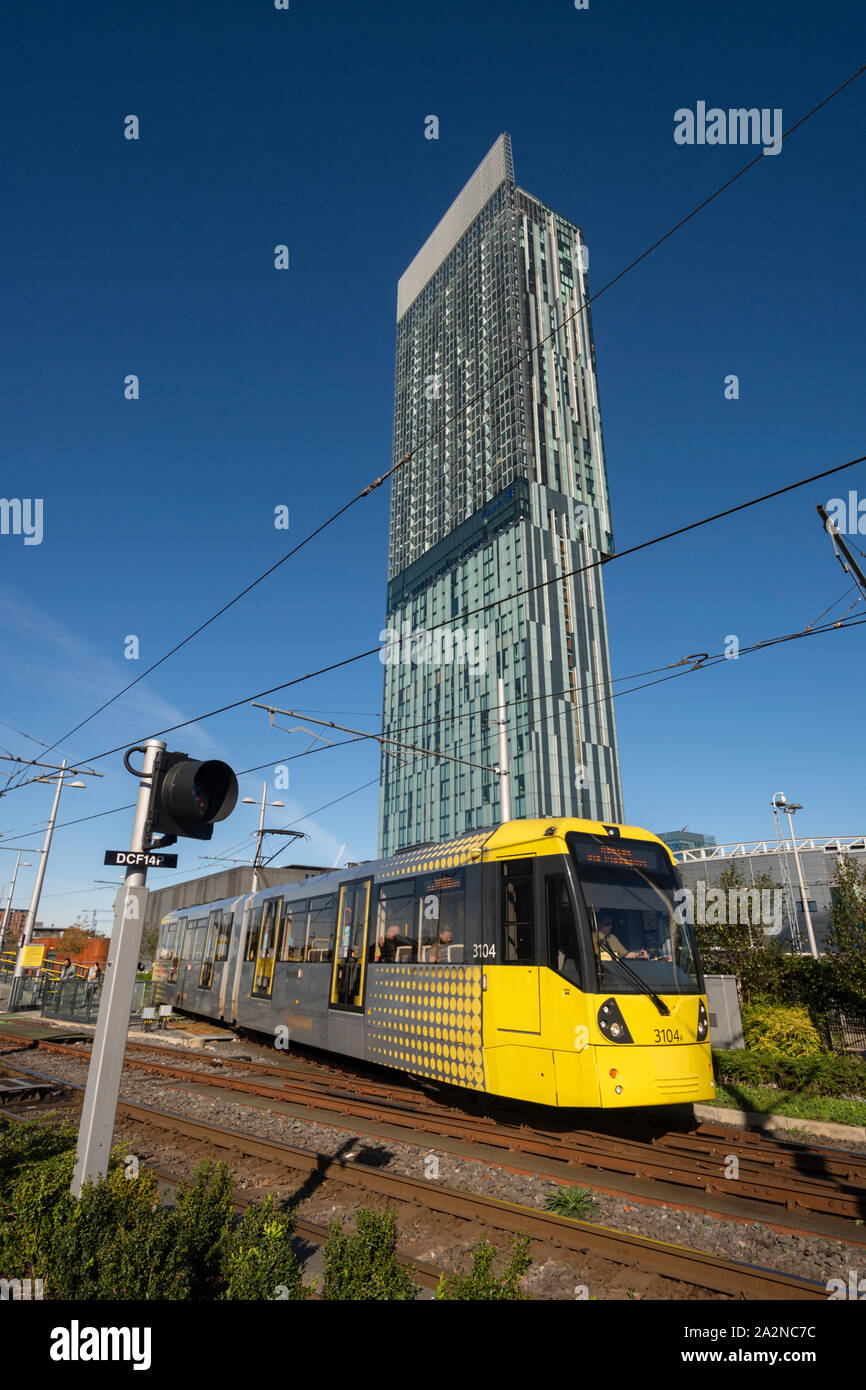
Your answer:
1;0;864;930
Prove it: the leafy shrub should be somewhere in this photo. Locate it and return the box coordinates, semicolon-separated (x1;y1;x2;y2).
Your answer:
436;1236;532;1300
222;1195;308;1300
543;1186;600;1220
714;1048;866;1098
322;1206;417;1300
0;1117;77;1204
741;1003;822;1057
51;1162;178;1299
0;1143;77;1284
164;1160;235;1299
0;1121;315;1300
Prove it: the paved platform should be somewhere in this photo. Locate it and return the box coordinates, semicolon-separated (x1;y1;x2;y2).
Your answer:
0;1016;91;1043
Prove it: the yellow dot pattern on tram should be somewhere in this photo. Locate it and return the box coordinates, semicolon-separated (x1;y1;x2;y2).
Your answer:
366;963;486;1091
378;830;491;879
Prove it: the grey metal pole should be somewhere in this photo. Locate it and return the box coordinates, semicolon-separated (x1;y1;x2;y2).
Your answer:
251;781;267;895
71;739;164;1196
496;677;511;823
786;812;819;959
13;761;67;979
1;851;25;952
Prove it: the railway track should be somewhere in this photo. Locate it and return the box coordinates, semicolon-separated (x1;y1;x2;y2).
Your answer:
0;1058;827;1300
4;1028;865;1242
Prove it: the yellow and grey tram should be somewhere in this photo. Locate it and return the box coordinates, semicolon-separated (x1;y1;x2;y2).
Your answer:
154;817;715;1108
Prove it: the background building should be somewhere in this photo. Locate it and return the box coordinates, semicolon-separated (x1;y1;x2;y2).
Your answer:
673;834;866;952
657;828;717;854
380;134;623;855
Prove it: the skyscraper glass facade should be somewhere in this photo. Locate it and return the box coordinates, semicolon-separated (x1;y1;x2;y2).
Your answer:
379;134;624;856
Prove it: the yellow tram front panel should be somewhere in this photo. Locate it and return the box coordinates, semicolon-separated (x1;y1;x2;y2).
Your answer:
587;992;715;1108
481;966;714;1108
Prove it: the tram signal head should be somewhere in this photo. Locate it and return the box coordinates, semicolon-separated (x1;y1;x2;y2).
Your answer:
148;750;239;841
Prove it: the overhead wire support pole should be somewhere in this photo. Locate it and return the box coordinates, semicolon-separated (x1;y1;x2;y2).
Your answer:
817;504;866;602
496;676;511;823
71;739;165;1197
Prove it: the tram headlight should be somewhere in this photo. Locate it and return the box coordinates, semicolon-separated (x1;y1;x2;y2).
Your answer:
597;998;634;1044
697;999;709;1042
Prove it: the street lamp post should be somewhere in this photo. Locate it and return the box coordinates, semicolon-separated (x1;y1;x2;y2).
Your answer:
241;782;286;894
13;761;86;980
772;793;818;960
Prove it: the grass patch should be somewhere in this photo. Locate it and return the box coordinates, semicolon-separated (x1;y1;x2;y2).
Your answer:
713;1083;866;1127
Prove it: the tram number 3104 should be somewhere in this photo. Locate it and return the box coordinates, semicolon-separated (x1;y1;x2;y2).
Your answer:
653;1027;683;1043
473;944;496;959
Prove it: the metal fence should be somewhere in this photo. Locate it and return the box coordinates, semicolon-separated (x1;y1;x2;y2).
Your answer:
41;977;171;1024
41;977;103;1022
823;1007;866;1054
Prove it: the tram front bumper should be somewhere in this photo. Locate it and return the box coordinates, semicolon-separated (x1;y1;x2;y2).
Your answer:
595;1041;716;1107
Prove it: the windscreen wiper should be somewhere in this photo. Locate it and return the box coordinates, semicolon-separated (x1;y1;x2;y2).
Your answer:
589;904;670;1017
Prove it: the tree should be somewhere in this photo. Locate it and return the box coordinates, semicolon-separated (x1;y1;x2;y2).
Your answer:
694;863;787;1004
825;855;866;998
57;926;94;958
138;921;159;966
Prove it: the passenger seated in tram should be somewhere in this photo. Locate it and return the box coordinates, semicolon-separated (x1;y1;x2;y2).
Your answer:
376;924;414;962
423;928;453;962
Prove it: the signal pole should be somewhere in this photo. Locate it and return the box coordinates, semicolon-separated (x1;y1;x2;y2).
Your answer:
71;740;164;1196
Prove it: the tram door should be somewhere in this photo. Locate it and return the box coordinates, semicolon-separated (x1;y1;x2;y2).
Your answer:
252;897;282;998
329;879;372;1011
200;909;220;989
169;921;187;985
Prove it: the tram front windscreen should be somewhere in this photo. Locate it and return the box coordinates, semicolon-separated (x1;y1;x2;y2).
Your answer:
566;833;702;996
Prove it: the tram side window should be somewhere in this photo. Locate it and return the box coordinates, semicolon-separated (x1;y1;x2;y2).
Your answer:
418;870;465;963
190;919;208;962
307;894;337;961
373;880;417;962
215;911;232;962
159;922;176;960
502;860;535;963
279;900;308;961
244;904;264;962
546;875;581;986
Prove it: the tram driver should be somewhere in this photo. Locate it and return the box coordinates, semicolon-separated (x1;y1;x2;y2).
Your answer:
596;913;649;961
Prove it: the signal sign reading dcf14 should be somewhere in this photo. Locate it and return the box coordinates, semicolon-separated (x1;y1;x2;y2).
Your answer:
143;748;239;841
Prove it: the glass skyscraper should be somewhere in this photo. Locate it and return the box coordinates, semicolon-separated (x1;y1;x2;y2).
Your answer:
378;134;624;856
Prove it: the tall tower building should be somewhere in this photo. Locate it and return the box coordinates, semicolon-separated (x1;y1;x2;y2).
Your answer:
379;134;624;856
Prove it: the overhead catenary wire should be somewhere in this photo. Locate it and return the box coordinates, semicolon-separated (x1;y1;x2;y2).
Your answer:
7;614;865;857
65;448;866;767
23;61;864;777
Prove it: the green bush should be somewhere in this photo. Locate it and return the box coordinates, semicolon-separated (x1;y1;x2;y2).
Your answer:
436;1236;532;1300
0;1143;78;1284
322;1206;417;1300
0;1117;77;1204
736;951;866;1024
0;1122;307;1300
51;1162;180;1299
714;1048;866;1098
164;1160;235;1299
222;1195;308;1300
741;1003;823;1057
